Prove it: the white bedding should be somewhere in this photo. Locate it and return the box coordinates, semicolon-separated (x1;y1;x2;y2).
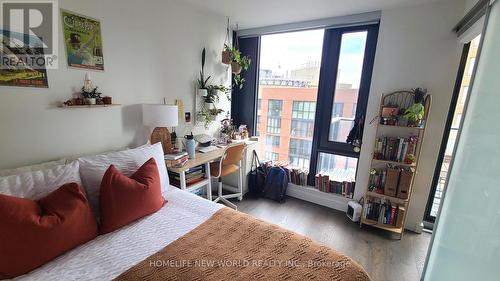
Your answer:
15;187;223;281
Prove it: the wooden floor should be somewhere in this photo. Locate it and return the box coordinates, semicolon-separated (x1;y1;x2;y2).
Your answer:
235;196;431;281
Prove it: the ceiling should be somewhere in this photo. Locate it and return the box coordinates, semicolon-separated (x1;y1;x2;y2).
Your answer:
180;0;444;29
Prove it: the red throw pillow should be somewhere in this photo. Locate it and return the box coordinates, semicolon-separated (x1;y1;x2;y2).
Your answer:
99;158;166;234
0;183;98;279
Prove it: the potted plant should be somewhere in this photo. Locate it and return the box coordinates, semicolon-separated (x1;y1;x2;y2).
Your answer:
403;88;426;127
220;114;236;143
224;44;251;89
197;48;210;97
197;106;224;129
222;44;232;65
81;86;101;105
204;84;231;104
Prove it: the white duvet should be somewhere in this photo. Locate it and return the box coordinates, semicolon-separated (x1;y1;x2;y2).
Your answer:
15;187;223;281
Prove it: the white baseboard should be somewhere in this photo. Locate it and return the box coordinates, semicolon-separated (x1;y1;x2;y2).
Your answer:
286;183;351;212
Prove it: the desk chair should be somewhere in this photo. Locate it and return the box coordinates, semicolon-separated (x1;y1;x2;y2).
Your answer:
210;143;245;210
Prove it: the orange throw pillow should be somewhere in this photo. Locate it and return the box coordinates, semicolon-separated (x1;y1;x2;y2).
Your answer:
99;158;166;234
0;183;98;279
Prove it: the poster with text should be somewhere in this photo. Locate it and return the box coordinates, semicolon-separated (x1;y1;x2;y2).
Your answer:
0;30;49;88
61;10;104;71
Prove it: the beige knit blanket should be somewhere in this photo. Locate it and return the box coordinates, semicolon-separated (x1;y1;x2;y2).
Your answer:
114;208;371;281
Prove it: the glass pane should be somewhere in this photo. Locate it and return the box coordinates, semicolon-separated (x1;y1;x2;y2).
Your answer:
429;35;480;218
328;31;367;142
256;29;324;169
316;153;357;198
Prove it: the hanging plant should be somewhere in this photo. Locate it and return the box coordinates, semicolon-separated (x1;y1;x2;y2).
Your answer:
224;43;251;89
222;19;232;65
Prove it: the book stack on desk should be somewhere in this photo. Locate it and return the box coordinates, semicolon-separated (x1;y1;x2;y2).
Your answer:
165;152;188;168
168;165;205;187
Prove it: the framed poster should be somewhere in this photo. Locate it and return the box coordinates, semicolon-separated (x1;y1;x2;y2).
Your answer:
61;10;104;71
0;30;49;88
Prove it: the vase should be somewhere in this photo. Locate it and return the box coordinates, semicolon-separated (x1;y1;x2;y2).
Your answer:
103;96;112;104
231;62;242;74
198;89;208;97
222;50;231;64
85;98;96;105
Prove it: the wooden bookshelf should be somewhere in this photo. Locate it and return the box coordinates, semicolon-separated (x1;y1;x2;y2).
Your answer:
360;90;431;239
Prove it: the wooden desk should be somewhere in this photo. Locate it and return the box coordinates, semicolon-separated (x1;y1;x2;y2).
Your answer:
167;147;225;200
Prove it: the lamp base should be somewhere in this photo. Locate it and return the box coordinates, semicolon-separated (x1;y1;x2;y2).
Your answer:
150;127;172;154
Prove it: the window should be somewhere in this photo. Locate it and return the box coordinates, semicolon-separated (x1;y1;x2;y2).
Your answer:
249;24;378;187
317;153;357;181
268;100;282;117
289;139;313;170
461;86;469;104
468;58;476;76
291;101;316;138
289;139;312;157
257;30;323;165
265;151;279;162
327;31;367;143
267;117;281;134
292;101;316;120
266;135;280;147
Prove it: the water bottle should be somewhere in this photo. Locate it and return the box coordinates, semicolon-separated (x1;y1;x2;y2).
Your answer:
184;133;196;159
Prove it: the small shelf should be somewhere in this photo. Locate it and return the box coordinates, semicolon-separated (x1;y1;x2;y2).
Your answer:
372;159;416;167
185;177;209;191
378;124;424;130
365;191;408;205
58;104;121;108
361;218;403;234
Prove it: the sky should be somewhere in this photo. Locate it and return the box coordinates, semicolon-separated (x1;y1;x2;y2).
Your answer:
260;29;367;87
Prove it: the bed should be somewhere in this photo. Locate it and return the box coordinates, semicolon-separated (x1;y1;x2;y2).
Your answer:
2;144;370;281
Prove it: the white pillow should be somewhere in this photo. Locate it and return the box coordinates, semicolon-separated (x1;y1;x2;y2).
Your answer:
0;161;82;200
0;158;67;177
78;142;169;217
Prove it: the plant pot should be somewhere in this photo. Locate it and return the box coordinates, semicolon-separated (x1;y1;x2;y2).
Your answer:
231;61;242;74
85;98;96;105
397;116;408;127
103;96;112;104
222;50;231;64
198;89;208;97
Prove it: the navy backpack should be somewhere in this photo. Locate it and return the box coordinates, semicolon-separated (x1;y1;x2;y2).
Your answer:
262;166;288;203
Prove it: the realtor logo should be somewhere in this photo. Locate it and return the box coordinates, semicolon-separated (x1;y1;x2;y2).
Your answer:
1;0;58;69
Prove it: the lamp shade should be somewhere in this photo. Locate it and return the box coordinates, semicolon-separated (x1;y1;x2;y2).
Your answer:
142;104;178;127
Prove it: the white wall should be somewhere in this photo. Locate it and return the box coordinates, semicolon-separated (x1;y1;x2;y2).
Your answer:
0;0;230;169
354;0;465;232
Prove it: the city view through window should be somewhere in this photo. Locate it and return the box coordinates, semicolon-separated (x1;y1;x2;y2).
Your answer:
256;29;367;182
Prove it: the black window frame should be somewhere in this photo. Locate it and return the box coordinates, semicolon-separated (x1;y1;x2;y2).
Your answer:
308;24;379;185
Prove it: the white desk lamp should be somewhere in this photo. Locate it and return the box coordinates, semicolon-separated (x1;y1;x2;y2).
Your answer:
142;104;178;154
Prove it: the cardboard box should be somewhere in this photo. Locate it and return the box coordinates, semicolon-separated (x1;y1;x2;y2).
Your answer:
384;168;400;197
397;169;414;199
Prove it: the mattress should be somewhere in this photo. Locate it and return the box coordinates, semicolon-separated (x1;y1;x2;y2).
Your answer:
15;186;223;281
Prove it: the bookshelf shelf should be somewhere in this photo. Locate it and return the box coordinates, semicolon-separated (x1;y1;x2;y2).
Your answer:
365;191;408;205
361;218;403;234
372;159;416;167
360;91;431;240
378;124;424;130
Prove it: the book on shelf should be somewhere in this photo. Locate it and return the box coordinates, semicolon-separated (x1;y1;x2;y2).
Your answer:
374;135;418;163
363;198;404;228
167;164;206;188
314;172;355;199
164;151;188;161
368;166;415;199
166;154;189;168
